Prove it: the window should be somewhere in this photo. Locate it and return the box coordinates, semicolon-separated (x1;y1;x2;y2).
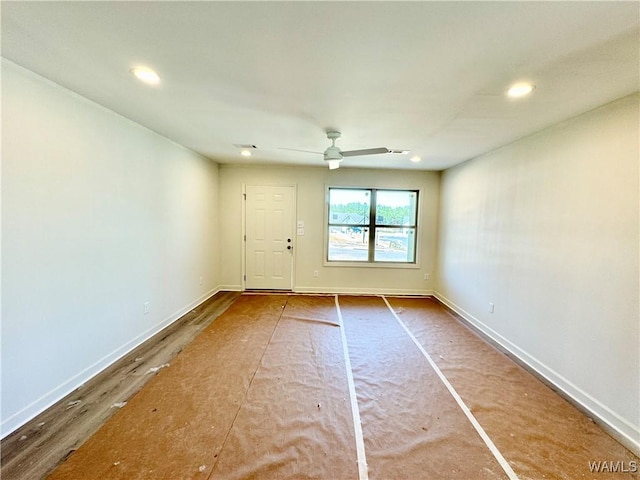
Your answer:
327;188;418;264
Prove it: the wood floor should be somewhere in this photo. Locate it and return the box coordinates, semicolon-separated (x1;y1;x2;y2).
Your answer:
0;291;240;480
2;292;638;479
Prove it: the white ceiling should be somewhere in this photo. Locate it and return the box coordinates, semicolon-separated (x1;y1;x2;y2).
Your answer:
2;1;638;171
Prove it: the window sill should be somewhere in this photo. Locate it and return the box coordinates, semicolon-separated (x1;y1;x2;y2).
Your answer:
323;260;420;269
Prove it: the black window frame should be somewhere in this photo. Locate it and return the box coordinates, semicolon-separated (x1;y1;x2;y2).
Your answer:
326;187;419;264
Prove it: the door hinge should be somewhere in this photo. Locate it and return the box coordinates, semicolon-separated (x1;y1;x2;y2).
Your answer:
243;274;246;281
243;193;246;200
243;234;246;241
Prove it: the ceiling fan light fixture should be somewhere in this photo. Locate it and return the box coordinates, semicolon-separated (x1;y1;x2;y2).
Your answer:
240;149;252;157
328;159;341;170
410;155;421;163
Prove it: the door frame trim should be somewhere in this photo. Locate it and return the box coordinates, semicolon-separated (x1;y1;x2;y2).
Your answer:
242;183;297;291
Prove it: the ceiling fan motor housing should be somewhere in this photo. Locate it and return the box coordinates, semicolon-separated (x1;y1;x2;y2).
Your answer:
324;145;343;161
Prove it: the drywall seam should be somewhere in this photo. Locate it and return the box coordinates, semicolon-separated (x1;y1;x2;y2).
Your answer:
434;291;640;456
1;287;221;438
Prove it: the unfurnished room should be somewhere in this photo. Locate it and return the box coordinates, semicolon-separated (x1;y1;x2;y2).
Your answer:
1;1;639;479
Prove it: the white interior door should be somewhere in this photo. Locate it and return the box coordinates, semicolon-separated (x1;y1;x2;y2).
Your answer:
245;185;295;290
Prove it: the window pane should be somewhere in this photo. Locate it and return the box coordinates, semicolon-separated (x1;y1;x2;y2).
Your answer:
375;190;417;226
328;226;369;261
329;189;370;225
374;227;416;262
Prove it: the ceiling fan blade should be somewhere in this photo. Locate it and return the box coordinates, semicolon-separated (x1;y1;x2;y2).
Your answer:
341;147;390;157
278;147;323;155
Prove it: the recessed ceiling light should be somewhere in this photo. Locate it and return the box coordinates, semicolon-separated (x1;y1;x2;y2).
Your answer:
235;144;257;157
130;66;160;85
410;156;421;163
507;82;535;98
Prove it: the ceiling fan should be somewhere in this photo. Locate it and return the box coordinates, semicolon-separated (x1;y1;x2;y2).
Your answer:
282;131;405;169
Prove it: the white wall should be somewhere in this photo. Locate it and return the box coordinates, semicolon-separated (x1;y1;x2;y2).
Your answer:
436;94;640;450
219;165;440;295
1;60;220;436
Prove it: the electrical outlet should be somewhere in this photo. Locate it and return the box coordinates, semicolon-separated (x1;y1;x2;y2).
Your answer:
144;302;150;314
199;276;203;285
424;273;430;280
489;302;495;314
313;270;319;278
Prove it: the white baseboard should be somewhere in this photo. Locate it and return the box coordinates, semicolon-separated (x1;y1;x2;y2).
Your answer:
1;287;221;439
433;291;640;456
294;286;434;296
